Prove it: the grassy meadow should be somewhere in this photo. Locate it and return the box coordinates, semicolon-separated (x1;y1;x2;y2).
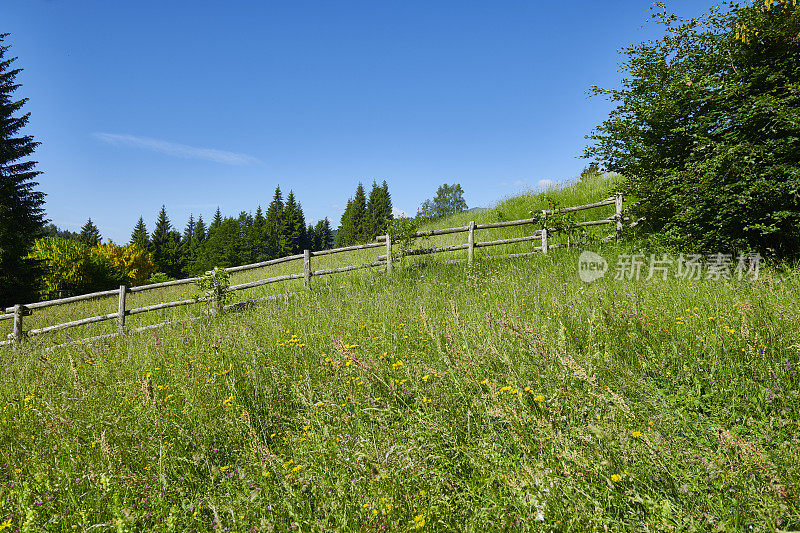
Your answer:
2;176;799;531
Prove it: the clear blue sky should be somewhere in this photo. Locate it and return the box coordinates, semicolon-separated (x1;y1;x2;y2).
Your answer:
4;0;714;243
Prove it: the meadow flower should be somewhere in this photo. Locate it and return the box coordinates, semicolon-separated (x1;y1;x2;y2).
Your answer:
414;514;426;528
611;474;621;482
631;431;642;438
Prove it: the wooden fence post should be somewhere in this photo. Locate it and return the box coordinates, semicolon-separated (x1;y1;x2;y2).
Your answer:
385;235;393;275
615;194;624;239
211;267;220;316
541;211;548;254
118;285;127;335
303;249;311;290
468;221;475;265
12;304;24;344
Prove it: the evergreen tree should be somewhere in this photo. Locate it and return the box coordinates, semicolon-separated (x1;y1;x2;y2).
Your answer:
180;214;195;275
0;33;46;305
307;223;318;251
337;183;367;245
247;206;266;262
194;215;207;243
129;217;150;251
208;207;222;238
42;223;79;241
365;180;394;240
337;198;355;247
315;218;334;250
282;191;306;255
264;186;284;259
79;218;101;246
151;206;182;278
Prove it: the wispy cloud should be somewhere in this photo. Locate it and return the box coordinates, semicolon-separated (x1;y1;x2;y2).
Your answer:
93;133;260;165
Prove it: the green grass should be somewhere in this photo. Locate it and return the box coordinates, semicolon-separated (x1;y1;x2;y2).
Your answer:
2;175;798;531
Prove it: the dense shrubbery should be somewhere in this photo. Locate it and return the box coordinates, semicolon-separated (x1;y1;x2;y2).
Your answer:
585;0;800;259
27;238;154;297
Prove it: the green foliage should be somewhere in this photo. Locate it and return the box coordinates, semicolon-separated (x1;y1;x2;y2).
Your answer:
129;217;150;252
418;183;468;221
150;206;184;278
0;33;46;306
78;218;101;246
337;181;393;246
26;238;154;297
195;266;230;312
585;0;800;259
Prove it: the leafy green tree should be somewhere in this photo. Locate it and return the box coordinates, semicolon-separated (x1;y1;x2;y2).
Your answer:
585;1;800;258
79;218;101;246
0;33;46;306
130;216;150;252
419;183;467;220
43;223;79;241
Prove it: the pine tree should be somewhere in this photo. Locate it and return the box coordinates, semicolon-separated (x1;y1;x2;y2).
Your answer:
79;218;101;246
208;207;223;238
365;180;393;241
0;33;46;305
264;186;284;259
130;217;150;251
282;191;306;255
247;206;266;262
314;218;334;250
307;223;318;251
337;198;355;247
151;206;182;278
180;214;195;275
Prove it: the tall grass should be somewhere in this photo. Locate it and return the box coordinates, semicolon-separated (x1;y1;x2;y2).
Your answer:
1;246;798;530
2;175;798;530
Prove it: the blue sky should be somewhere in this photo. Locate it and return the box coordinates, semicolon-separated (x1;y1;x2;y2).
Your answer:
4;0;715;243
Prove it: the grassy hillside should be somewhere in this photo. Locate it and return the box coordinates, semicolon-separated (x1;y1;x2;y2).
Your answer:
2;177;798;531
1;174;621;347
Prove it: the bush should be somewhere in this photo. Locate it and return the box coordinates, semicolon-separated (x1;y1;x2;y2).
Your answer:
585;1;800;259
26;238;155;299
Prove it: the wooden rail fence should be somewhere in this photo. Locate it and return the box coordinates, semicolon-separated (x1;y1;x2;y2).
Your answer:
1;194;624;349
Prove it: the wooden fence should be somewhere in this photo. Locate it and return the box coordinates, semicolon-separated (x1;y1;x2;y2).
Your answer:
0;194;623;349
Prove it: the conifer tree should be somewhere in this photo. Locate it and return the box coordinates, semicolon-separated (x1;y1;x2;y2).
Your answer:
130;217;150;251
264;186;284;259
208;207;223;237
0;33;46;305
337;183;367;245
337;198;355;247
315;218;334;250
151;206;183;277
282;191;306;255
79;218;101;246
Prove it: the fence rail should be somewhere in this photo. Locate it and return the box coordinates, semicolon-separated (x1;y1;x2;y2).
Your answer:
1;194;623;348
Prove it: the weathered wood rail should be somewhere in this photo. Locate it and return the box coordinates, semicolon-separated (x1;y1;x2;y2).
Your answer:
1;194;624;348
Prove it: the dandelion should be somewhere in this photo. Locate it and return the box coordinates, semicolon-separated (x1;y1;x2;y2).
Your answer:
534;395;545;402
631;431;642;438
414;514;426;528
611;474;621;482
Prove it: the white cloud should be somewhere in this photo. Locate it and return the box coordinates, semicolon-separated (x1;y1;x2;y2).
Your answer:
537;179;555;189
513;179;528;187
392;207;410;218
93;133;260;165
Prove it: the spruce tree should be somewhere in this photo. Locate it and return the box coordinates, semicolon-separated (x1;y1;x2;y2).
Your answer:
264;186;284;259
151;206;182;277
282;191;306;255
130;217;150;251
337;198;354;247
0;33;46;305
351;183;367;242
79;218;101;246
